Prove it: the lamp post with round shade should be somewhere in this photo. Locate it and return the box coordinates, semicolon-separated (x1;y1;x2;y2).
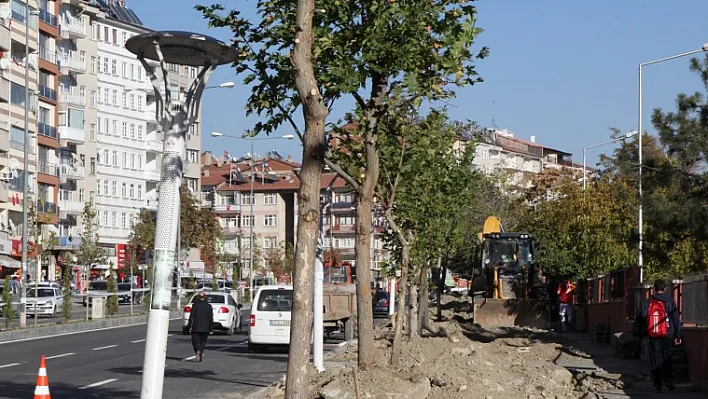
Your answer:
125;31;237;399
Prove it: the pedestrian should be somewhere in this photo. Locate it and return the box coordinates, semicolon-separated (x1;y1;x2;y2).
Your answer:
639;279;681;392
557;279;575;332
187;291;213;362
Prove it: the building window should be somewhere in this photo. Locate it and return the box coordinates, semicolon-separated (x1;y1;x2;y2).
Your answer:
264;215;277;227
187;178;197;192
111;59;117;75
111;181;117;196
10;82;26;106
137;125;143;140
90;157;96;174
129;184;135;198
90;90;96;108
112;29;118;45
112;89;118;106
186;150;198;163
121;152;127;168
137;185;142;199
112;120;117;136
137;155;143;170
130;124;135;139
89;123;96;141
129;94;135;109
241;237;251;249
264;193;277;205
112;150;118;166
263;237;277;249
241;194;254;205
79;189;85;202
103;180;109;195
122;91;127;108
101;211;108;226
111;212;117;227
130;154;136;169
103;149;109;165
97;179;102;195
103;88;109;104
121;213;127;228
103;57;109;73
121;183;127;198
122;122;127;137
240;215;255;227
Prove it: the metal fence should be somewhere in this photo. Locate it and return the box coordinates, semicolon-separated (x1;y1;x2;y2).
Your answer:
681;273;708;326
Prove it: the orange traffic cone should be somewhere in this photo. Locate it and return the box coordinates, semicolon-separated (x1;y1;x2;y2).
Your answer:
33;356;50;399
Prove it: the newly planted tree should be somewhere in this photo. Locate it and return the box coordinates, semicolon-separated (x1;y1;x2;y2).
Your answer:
76;202;104;320
198;0;487;373
61;265;73;322
2;276;14;328
106;262;119;316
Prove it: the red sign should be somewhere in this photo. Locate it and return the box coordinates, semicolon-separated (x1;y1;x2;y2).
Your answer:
116;244;128;269
11;239;36;257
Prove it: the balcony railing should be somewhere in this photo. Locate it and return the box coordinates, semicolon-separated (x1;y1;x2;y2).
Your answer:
221;226;243;235
333;224;356;233
144;169;160;181
58;125;85;144
38;85;56;101
59;17;86;38
37;200;58;215
59;53;86;73
39;9;57;27
214;204;241;213
58;199;84;215
59;164;85;180
58;90;85;107
37;161;58;176
56;236;81;248
37;122;57;138
39;48;57;64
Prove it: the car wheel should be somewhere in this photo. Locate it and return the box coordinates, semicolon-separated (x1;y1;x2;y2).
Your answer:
235;315;242;334
182;327;189;335
248;341;259;353
226;319;235;336
51;305;56;318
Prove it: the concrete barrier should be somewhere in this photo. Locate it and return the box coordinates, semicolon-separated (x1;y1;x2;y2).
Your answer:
0;311;181;343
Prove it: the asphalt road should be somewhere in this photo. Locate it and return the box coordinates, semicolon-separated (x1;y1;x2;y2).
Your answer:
0;308;345;399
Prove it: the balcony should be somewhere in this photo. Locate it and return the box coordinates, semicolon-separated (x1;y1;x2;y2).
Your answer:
59;164;85;182
58;199;84;217
59;17;86;39
38;85;57;102
98;227;131;240
331;201;356;212
221;226;243;235
58;125;85;144
39;48;57;65
38;122;57;138
0;23;9;52
55;236;81;249
146;139;162;153
59;52;85;74
333;224;356;233
0;77;8;102
37;161;58;177
214;204;241;214
144;169;161;182
39;9;57;27
0;122;9;153
58;90;85;107
0;180;7;204
37;200;58;215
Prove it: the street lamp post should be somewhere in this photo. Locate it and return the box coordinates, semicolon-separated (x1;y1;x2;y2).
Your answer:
582;131;638;191
637;42;708;282
210;132;294;296
126;31;237;399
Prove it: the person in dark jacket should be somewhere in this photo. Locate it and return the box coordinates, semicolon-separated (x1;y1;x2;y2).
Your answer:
639;279;681;392
187;291;214;362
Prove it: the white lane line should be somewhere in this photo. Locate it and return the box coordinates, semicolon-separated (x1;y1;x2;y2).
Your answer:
337;341;348;347
92;344;118;351
167;333;174;337
0;363;20;369
45;352;75;360
79;378;118;390
131;339;146;343
183;355;196;361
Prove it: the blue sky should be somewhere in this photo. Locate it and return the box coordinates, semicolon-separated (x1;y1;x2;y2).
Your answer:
129;0;708;166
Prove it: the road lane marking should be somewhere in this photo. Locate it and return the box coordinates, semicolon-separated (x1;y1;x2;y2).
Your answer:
131;339;146;343
79;378;118;390
183;355;196;361
45;353;75;360
92;344;118;351
0;363;20;369
337;341;348;347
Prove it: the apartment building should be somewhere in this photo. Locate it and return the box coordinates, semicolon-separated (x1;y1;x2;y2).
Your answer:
200;151;389;285
0;0;203;281
455;128;578;187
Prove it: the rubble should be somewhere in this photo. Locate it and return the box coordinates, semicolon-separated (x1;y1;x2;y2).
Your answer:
260;295;625;398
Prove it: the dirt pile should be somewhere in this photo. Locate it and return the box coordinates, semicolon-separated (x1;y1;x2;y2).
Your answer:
261;294;624;398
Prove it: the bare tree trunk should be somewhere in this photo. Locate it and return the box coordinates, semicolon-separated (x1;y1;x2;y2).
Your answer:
417;263;429;336
285;0;329;397
437;261;447;321
390;241;410;367
354;193;376;369
407;278;418;339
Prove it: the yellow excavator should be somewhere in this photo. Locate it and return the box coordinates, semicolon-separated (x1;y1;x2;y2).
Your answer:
470;216;549;329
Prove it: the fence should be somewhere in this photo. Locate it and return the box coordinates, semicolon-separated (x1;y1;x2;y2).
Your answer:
682;272;708;327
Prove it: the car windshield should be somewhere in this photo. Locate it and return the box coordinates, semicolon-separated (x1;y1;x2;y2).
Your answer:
257;289;293;312
117;283;131;291
191;294;225;304
32;288;55;297
89;282;108;290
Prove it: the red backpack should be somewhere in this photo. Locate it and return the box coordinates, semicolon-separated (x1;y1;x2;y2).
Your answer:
647;299;669;338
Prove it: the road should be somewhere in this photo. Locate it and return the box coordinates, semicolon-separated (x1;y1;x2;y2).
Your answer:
0;308;345;398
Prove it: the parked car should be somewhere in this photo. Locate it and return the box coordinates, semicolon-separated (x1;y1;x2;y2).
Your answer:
182;291;242;335
248;285;293;352
117;282;142;304
373;289;391;318
27;287;63;318
0;280;21;315
82;280;109;307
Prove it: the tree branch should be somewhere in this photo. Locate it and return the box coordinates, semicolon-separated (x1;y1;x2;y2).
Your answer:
324;156;360;191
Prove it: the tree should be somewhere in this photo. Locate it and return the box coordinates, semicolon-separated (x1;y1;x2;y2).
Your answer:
106;262;119;315
61;265;73;322
75;201;104;318
265;242;295;284
2;276;14;328
194;208;221;273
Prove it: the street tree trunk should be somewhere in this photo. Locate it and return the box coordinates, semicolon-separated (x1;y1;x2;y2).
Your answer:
285;0;329;397
417;263;430;336
390;237;410;367
437;261;448;321
408;277;418;340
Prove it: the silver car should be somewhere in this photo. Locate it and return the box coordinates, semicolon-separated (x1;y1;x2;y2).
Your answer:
27;287;64;318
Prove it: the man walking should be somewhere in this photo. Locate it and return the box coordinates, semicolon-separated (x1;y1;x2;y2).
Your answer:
557;279;575;332
640;279;681;392
187;292;213;362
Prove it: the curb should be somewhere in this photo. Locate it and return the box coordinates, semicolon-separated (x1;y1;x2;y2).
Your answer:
0;311;181;343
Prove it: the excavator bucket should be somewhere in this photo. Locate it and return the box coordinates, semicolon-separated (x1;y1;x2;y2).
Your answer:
473;298;549;330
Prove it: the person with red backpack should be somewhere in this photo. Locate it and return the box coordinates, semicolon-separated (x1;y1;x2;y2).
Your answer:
639;279;682;392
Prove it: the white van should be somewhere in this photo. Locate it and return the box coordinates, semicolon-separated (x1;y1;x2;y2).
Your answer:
248;285;293;352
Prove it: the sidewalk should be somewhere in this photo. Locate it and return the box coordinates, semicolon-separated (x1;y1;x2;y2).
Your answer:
556;332;705;398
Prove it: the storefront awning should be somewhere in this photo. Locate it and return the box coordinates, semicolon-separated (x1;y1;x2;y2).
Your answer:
0;254;21;269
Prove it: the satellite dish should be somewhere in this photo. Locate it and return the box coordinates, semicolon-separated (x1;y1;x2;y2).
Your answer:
0;5;11;20
8;158;20;171
0;58;9;71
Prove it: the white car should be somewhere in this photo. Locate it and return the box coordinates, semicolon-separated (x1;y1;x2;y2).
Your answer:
248;285;293;352
182;291;242;335
27;287;64;318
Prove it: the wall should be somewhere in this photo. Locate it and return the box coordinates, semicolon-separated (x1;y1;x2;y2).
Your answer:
683;327;708;389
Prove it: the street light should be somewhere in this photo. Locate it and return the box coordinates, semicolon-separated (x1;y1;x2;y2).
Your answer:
582;130;638;191
637;42;708;281
204;81;235;89
126;31;237;399
210;132;294;295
